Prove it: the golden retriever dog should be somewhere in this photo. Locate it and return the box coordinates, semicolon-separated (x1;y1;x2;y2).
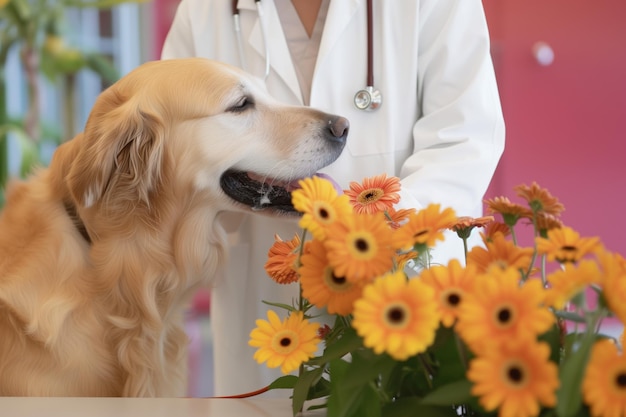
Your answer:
0;58;348;396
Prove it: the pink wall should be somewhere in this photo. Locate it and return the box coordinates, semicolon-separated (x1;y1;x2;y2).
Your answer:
483;0;626;253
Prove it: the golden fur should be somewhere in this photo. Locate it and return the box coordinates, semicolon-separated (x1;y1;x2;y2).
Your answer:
0;58;347;396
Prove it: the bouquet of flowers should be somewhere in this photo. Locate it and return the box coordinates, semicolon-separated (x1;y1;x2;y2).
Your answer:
248;174;626;417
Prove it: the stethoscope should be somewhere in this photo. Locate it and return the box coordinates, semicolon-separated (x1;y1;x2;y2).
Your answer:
231;0;382;111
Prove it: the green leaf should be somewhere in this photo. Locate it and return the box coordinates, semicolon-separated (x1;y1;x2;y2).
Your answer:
554;310;586;324
539;322;564;365
351;383;382;417
326;350;396;417
268;375;298;390
556;334;595;417
381;397;458;417
292;367;325;416
420;379;473;406
261;300;298;312
431;328;469;387
326;358;351;417
307;327;363;366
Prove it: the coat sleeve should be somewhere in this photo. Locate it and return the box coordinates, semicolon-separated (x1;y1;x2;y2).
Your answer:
397;0;505;217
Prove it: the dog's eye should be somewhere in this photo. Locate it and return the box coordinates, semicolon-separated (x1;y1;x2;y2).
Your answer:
228;96;254;113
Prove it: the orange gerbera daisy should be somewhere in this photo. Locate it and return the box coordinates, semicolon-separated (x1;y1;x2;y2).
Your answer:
291;176;353;241
264;234;303;284
532;212;563;237
324;212;395;284
449;215;495;239
583;339;626;417
535;226;603;264
467;232;534;274
456;267;554;353
392;204;457;252
385;207;415;230
482;222;512;241
544;260;602;310
484;196;533;227
514;182;565;216
249;310;320;374
468;341;559;417
419;259;479;327
299;239;364;316
352;270;440;360
344;174;401;215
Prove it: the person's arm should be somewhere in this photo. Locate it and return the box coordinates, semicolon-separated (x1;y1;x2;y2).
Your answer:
399;0;505;216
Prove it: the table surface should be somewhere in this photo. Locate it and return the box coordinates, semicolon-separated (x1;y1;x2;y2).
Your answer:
0;397;325;417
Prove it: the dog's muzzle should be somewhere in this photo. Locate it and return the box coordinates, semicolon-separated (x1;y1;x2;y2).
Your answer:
220;115;349;214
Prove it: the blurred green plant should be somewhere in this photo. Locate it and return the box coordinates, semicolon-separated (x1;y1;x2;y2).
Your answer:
0;0;145;207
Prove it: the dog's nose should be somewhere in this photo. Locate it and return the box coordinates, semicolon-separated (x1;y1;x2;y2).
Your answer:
328;116;349;143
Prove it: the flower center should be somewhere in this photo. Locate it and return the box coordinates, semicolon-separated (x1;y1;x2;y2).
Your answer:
358;188;384;203
355;238;369;252
413;229;429;242
313;202;334;224
318;207;329;220
616;373;626;388
501;360;528;388
383;302;411;329
348;232;378;260
442;289;462;307
324;267;352;292
507;366;524;384
272;330;299;354
493;304;516;329
561;245;577;252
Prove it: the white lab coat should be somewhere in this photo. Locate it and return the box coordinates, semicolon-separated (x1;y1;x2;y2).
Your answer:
162;0;505;397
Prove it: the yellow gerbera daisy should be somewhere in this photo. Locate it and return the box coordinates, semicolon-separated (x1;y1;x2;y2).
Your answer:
419;259;478;327
544;260;602;310
292;176;353;241
598;251;626;324
467;232;534;274
392;204;457;251
468;341;559;417
323;212;395;284
352;271;440;361
264;234;303;284
455;268;554;353
299;239;364;316
535;226;603;264
249;310;320;374
514;182;565;216
583;339;626;417
344;174;401;215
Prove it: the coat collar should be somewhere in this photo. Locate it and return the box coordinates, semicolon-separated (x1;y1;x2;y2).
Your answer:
238;0;363;104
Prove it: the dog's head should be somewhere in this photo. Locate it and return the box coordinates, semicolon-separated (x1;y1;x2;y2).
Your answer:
61;58;348;217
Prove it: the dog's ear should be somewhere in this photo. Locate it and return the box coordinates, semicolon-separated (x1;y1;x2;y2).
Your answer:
66;90;165;208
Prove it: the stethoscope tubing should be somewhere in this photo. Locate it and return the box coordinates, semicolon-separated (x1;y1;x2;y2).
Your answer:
231;0;381;109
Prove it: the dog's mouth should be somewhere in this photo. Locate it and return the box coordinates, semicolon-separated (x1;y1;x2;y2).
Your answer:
219;170;339;214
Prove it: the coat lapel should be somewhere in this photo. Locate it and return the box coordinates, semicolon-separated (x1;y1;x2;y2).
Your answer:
316;0;362;74
237;0;363;103
238;0;302;103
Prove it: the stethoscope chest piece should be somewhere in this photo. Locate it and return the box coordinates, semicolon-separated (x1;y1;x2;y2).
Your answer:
354;86;382;111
